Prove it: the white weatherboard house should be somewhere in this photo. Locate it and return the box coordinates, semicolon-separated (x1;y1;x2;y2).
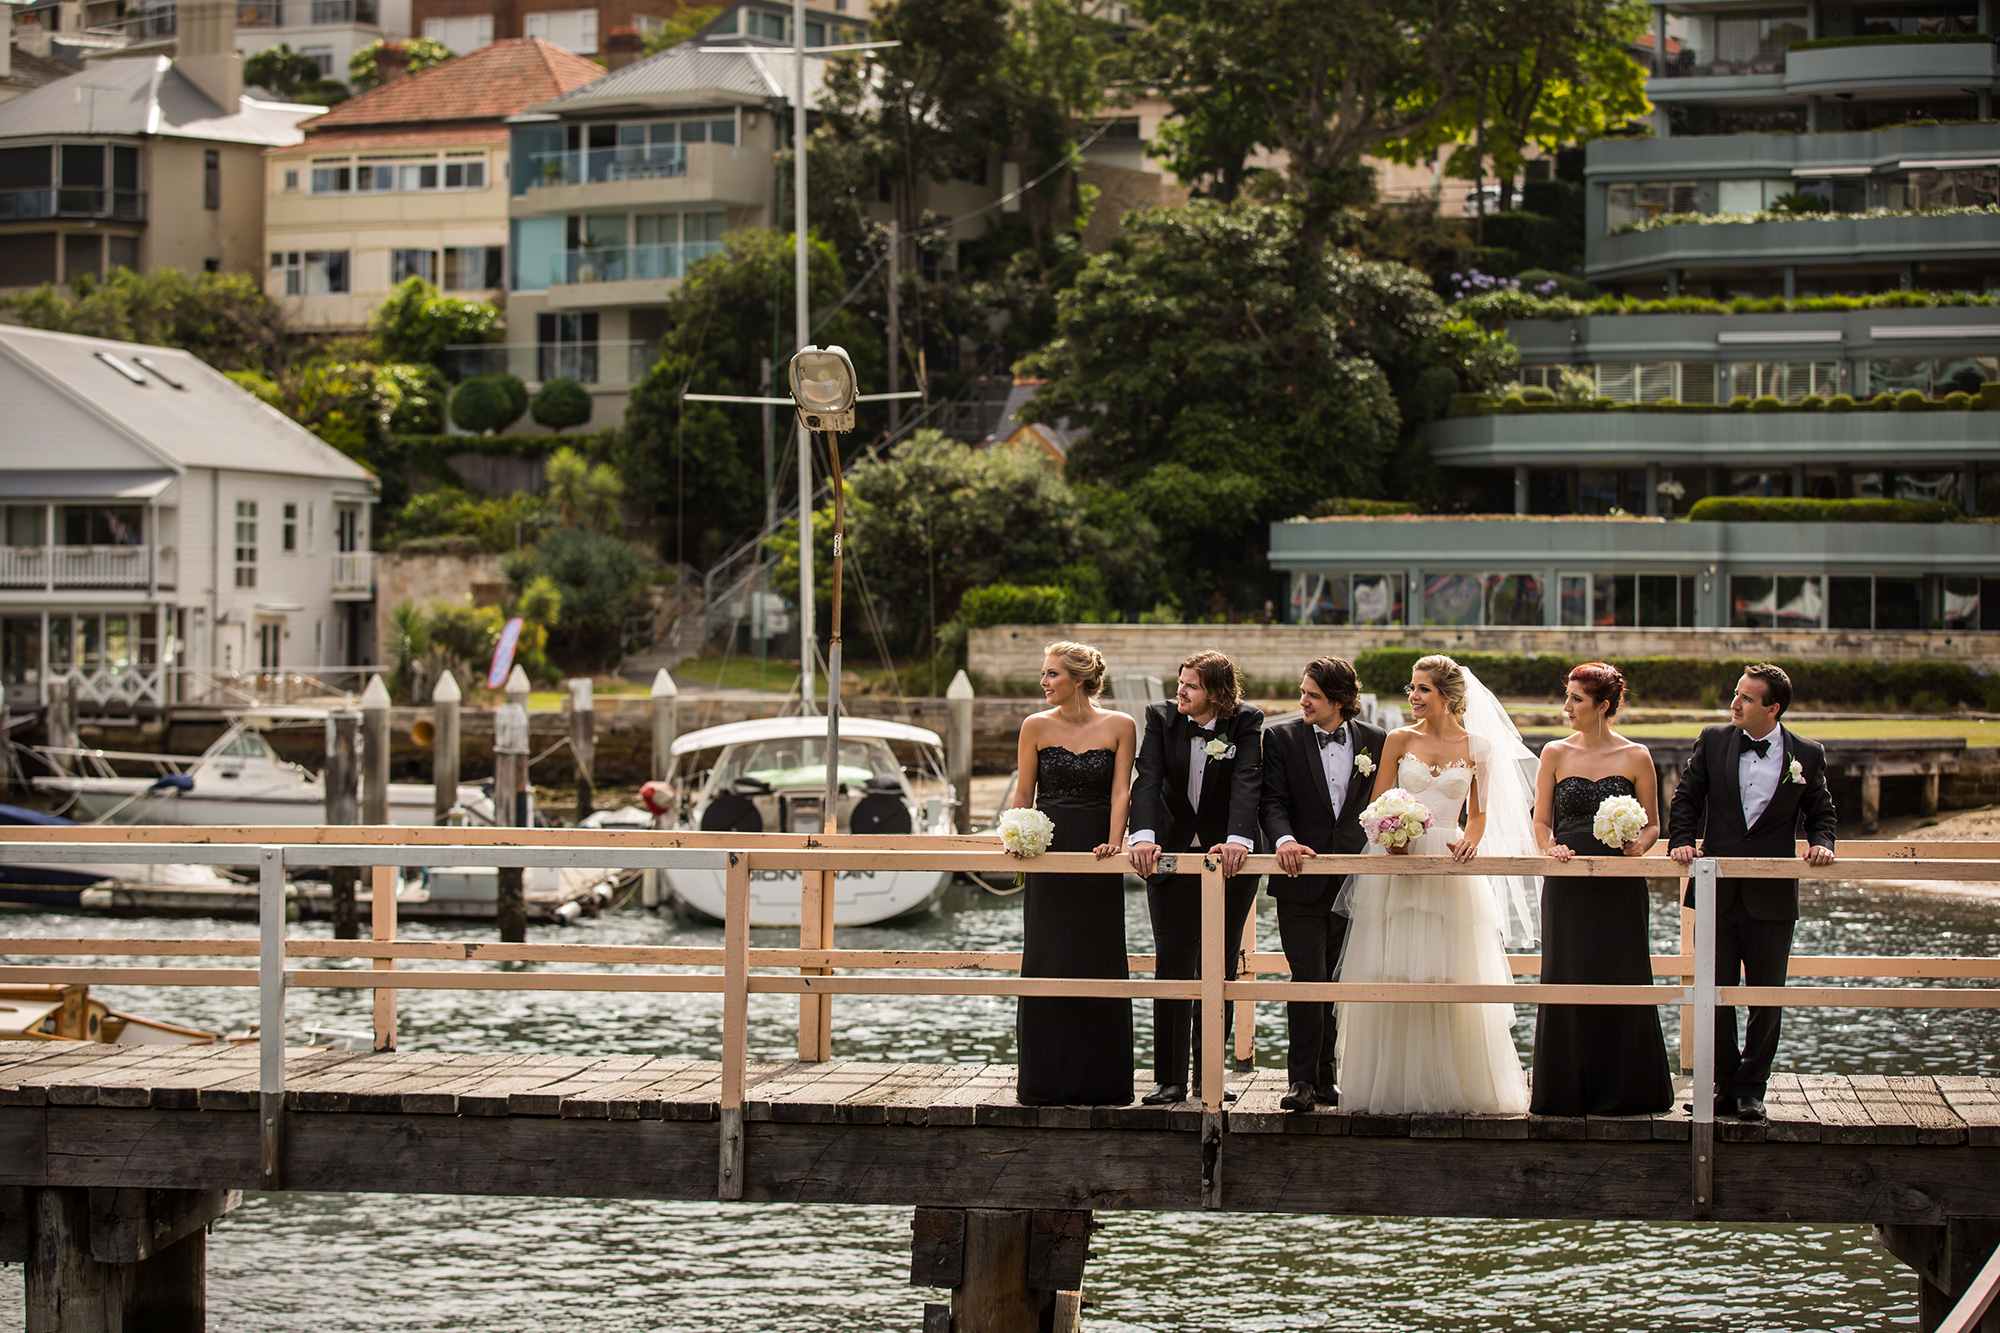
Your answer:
0;324;379;715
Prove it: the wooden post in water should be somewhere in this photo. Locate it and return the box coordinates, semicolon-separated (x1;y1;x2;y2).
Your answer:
947;669;974;834
23;1187;236;1331
645;668;677;909
431;669;461;824
568;677;595;824
911;1208;1090;1333
493;698;529;943
324;708;360;940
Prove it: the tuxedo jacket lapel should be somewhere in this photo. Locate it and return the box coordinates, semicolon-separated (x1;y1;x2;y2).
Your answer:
1717;726;1746;837
1746;725;1797;839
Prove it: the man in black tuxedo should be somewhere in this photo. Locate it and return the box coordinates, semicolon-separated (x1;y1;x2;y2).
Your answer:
1668;662;1837;1121
1260;656;1386;1112
1127;650;1264;1105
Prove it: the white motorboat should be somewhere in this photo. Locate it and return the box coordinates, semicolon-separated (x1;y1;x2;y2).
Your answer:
659;717;956;927
33;708;479;826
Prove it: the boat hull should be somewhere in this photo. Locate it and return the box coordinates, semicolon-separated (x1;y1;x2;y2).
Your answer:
663;865;952;928
37;779;453;827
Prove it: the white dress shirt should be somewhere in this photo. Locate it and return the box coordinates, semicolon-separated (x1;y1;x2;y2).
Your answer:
1738;728;1783;827
1131;718;1253;852
1274;723;1350;851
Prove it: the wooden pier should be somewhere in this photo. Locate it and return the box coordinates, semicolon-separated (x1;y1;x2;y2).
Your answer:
6;827;2000;1331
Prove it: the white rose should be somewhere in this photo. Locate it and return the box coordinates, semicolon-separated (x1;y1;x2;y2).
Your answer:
1355;754;1375;776
997;807;1056;858
1206;737;1229;761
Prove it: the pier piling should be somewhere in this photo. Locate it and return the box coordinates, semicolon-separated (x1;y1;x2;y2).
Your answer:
947;670;973;835
493;694;530;944
568;678;595;824
19;1187;236;1333
1877;1219;2000;1332
911;1208;1089;1333
430;671;461;825
323;709;360;940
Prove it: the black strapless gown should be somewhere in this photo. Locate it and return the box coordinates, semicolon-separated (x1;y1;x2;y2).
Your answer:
1529;774;1675;1116
1016;746;1134;1106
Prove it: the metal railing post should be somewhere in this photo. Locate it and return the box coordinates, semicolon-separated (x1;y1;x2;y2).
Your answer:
719;851;750;1201
1200;856;1226;1210
1691;856;1719;1219
258;845;287;1190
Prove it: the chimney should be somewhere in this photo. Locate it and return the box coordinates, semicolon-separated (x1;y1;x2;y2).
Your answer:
604;26;641;69
174;0;242;113
374;41;410;84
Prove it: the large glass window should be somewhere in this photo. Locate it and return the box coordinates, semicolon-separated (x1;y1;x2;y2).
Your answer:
443;246;503;291
1292;572;1409;625
390;248;435;284
2;505;44;546
269;250;349;295
1419;573;1483;627
1854;3;1977;35
1730;360;1839;402
1671;9;1806;75
1482;574;1544;626
58;505;142;546
1351;573;1405;626
1605;182;1700;230
1730;575;1823;628
510;216;564;292
1866;356;1999;399
234;500;257;590
1935;576;1981;630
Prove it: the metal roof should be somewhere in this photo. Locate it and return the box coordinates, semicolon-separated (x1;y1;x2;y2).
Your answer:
0;56;319;145
0;326;375;485
528;41;835;115
0;470;177;499
671;716;943;756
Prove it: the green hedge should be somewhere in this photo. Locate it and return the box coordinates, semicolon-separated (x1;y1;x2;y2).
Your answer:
1351;650;1996;711
1684;497;1964;523
1792;31;1996;50
959;584;1071;629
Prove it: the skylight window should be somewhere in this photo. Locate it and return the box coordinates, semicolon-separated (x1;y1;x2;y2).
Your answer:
94;351;148;386
132;356;185;389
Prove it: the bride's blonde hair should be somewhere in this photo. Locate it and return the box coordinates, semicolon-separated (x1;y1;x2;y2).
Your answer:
1411;654;1469;717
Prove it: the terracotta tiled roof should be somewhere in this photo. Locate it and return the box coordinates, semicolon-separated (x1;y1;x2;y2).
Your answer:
306;37;606;134
274;126;506;153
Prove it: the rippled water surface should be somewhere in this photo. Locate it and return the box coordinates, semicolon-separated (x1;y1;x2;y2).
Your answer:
7;874;1993;1330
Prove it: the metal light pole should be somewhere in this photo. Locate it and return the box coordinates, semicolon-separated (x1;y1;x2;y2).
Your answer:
793;0;814;716
788;345;857;834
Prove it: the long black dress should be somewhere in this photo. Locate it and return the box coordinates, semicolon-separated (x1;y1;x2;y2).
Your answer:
1529;774;1675;1116
1016;746;1135;1106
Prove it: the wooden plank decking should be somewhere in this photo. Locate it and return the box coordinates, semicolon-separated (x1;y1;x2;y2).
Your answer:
7;1042;2000;1226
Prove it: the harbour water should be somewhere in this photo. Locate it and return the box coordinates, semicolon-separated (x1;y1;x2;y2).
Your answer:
6;875;1997;1330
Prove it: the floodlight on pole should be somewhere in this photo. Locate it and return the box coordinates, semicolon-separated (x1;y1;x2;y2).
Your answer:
787;343;857;835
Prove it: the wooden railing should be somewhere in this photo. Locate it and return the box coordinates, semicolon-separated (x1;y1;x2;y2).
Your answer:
4;828;2000;1265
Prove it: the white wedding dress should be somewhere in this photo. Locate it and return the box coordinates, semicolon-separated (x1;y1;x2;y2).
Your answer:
1335;752;1531;1115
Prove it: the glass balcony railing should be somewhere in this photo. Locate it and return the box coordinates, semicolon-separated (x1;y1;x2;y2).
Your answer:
440;340;663;386
308;0;375;24
524;146;689;189
0;188;146;223
549;242;725;286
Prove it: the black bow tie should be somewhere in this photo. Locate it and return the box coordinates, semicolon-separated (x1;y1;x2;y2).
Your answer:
1192;720;1216;736
1316;725;1348;749
1741;734;1772;759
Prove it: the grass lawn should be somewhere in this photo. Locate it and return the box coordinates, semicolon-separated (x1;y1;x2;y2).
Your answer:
1518;718;2000;743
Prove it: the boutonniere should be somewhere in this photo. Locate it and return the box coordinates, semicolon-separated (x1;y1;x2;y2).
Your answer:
1786;757;1804;785
1354;753;1376;777
1205;737;1234;761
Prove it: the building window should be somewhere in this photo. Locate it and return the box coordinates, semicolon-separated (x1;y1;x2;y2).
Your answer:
422;14;493;49
1593;361;1716;405
204;150;220;210
310;156;485;194
1482;574;1545;626
536;311;599;382
1851;469;1965;504
258;621;281;671
282;502;297;553
59;504;142;545
1731;360;1839;402
1605;181;1700;230
443;246;504;290
234;500;257;589
310;163;352;194
299;45;335;76
1291;572;1406;626
390;248;436;284
282;168;299;192
523;7;598;53
443;158;487;189
1729;575;1823;629
1866;356;1999;400
336;506;360;553
1560;573;1695;627
269;250;350;295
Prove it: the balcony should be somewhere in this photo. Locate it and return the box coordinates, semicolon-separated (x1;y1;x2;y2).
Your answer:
441;340;659;386
525;146;687;190
0;545;153;590
1589;209;2000;283
550;242;725;287
236;0;282;24
1786;36;1998;97
331;550;373;599
0;188;146;224
306;0;375;23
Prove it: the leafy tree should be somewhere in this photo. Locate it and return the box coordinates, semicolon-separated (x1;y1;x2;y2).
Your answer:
228;353;386;454
544;446;624;531
450;375;524;434
619;228;881;567
368;277;499;366
2;267;285;373
530;377;594;433
244;43;350;104
640;4;721;54
503;527;653;667
348;37;452;92
385;488;554;552
379;361;447;433
1020;201;1462;612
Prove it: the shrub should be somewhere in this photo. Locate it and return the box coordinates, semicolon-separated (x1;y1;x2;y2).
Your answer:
1312;497;1423;517
1352;649;1990;712
378;361;447;434
957;583;1072;628
1945;390;1973;408
449;374;525;434
1797;394;1825;411
1827;393;1856;411
1897;389;1929;410
530;377;594;433
1653;396;1680;408
1519;385;1557;404
1984;382;2000;410
1750;394;1784;412
1500;392;1528;409
1726;395;1751;411
1684;496;1963;523
1769;191;1829;215
1871;393;1897;410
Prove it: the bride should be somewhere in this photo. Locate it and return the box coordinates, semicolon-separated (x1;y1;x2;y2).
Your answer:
1336;654;1534;1115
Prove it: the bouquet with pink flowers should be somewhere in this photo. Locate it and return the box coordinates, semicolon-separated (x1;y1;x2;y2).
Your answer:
1360;789;1434;850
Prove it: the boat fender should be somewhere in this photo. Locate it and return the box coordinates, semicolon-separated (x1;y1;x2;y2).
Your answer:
554;899;584;925
150;773;195;792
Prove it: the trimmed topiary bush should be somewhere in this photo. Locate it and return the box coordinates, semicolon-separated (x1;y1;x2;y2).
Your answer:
1945;390;1973;408
449;374;526;435
1797;394;1825;411
1897;389;1929;410
1726;395;1752;411
529;377;594;433
1871;392;1897;410
959;583;1072;628
1500;392;1528;409
1750;394;1783;412
1684;496;1963;523
1519;385;1557;404
1827;393;1856;411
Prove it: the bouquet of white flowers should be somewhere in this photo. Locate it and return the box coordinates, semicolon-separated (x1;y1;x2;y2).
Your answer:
1360;789;1433;849
1592;793;1647;848
997;807;1057;858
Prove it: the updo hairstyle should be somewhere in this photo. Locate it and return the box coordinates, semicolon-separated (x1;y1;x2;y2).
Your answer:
1568;661;1626;717
1411;653;1468;717
1043;640;1107;697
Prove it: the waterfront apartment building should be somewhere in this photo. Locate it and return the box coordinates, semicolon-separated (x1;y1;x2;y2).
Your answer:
413;0;869;58
0;0;320;290
262;37;604;331
1276;0;2000;636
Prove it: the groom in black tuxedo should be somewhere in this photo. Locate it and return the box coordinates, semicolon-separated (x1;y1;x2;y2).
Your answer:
1128;650;1264;1105
1668;662;1837;1121
1260;656;1386;1112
